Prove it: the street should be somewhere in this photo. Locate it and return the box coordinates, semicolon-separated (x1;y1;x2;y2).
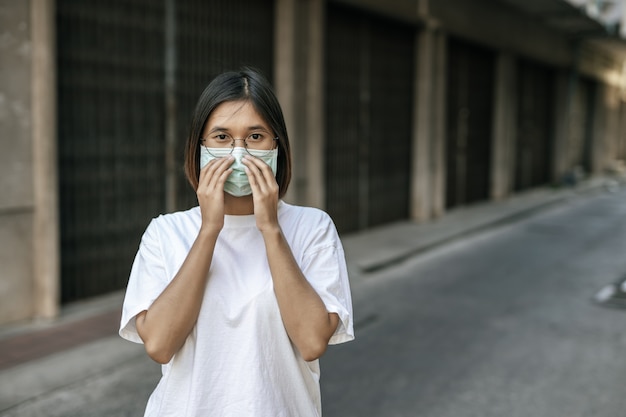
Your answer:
3;187;626;416
322;188;626;417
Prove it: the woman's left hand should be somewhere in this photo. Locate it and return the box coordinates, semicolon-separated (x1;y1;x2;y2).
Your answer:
243;155;338;361
242;155;280;233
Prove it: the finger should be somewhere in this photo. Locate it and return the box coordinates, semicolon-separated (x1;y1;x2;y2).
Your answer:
216;167;233;185
199;157;225;183
206;157;233;189
199;156;233;190
243;156;277;192
242;158;267;194
243;156;275;180
200;156;233;182
243;164;263;195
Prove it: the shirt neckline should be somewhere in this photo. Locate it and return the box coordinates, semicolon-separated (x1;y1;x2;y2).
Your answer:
220;200;285;228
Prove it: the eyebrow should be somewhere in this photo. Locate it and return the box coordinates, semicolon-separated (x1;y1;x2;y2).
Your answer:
207;125;271;133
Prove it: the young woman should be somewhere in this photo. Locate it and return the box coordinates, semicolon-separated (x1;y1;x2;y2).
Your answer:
119;68;354;416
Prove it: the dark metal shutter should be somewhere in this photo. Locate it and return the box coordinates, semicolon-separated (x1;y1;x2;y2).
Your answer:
325;3;414;234
515;59;555;191
325;6;361;233
174;0;275;210
57;0;274;303
446;38;494;208
580;77;596;174
57;0;166;303
569;76;596;174
368;18;414;228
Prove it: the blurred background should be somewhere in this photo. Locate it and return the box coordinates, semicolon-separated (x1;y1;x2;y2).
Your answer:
2;0;626;415
3;0;626;326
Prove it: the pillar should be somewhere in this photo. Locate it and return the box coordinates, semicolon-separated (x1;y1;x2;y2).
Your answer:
411;18;446;221
490;53;517;200
552;70;571;183
32;0;59;319
0;0;36;323
274;0;325;209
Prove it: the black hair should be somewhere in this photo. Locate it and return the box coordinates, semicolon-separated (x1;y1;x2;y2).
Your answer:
184;68;292;198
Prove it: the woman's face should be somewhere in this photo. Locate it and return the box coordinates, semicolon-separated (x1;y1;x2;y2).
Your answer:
201;100;274;149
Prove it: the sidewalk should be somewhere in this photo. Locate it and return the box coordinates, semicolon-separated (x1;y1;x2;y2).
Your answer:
0;177;617;413
342;177;614;281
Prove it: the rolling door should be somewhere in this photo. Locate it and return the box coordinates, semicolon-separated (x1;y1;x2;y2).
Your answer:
174;0;274;209
325;3;414;233
515;59;555;191
57;0;166;302
445;38;494;209
57;0;274;302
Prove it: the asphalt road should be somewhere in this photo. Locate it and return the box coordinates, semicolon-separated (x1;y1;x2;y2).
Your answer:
321;188;626;417
3;187;626;417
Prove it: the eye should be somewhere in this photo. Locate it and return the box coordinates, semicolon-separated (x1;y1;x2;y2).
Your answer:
248;133;263;141
214;134;230;141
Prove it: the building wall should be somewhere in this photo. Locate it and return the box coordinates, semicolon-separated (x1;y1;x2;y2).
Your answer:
430;0;575;67
0;0;59;325
0;0;35;322
1;0;625;324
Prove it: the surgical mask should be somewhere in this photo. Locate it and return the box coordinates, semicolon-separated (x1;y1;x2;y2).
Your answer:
199;146;278;197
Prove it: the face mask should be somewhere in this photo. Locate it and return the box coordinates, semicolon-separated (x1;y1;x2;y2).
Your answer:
200;147;278;197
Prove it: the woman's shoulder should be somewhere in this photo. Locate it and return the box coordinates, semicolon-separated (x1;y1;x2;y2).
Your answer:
279;201;333;225
146;206;201;235
278;201;339;242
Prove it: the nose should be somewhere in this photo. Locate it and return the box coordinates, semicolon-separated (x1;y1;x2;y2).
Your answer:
230;145;248;161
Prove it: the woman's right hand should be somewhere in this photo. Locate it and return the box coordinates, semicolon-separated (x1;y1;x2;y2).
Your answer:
196;156;234;233
138;156;232;364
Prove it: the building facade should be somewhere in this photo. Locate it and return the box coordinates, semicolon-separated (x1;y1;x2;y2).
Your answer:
1;0;625;324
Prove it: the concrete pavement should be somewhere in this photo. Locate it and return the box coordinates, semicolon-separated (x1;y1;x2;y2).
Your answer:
342;177;614;280
0;176;620;415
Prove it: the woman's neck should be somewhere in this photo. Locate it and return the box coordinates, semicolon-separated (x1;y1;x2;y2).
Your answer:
223;193;254;215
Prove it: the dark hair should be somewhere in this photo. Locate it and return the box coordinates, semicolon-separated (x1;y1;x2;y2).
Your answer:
184;68;292;198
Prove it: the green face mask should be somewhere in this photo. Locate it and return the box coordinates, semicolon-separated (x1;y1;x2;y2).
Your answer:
199;146;278;197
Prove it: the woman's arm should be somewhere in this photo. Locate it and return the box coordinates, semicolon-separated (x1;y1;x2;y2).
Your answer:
136;156;233;364
135;228;219;364
243;155;339;361
263;228;340;361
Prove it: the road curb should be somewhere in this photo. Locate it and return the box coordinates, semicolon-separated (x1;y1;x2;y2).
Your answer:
344;178;612;279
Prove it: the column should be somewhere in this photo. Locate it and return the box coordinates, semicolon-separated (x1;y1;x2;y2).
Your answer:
551;70;571;183
431;30;447;217
490;52;516;200
274;0;325;208
31;0;59;319
411;19;445;221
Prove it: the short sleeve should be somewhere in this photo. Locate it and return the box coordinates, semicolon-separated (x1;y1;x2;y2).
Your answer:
301;240;354;345
119;218;169;344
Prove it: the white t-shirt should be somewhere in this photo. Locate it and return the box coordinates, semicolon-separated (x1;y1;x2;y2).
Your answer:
119;201;354;417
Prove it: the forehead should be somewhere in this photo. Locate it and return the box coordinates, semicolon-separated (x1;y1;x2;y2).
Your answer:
206;100;269;130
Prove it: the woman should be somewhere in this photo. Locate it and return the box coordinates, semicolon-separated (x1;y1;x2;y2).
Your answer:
119;68;354;416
